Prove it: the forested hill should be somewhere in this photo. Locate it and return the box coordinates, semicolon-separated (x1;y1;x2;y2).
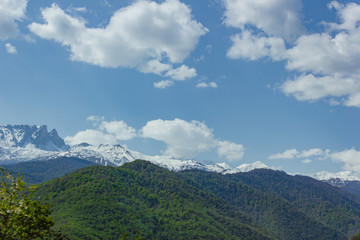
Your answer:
34;160;273;240
34;160;360;239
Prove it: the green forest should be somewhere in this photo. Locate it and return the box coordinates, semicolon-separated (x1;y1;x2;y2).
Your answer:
2;159;360;239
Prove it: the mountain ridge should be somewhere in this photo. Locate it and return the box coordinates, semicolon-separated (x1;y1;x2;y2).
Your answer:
0;124;359;183
33;160;359;239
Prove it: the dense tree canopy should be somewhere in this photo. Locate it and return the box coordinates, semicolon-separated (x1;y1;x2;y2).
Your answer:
0;167;54;239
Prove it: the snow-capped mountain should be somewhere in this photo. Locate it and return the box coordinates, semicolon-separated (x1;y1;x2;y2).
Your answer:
313;171;360;196
0;124;272;174
0;125;69;151
227;161;271;174
55;143;136;166
313;171;360;182
53;142;241;173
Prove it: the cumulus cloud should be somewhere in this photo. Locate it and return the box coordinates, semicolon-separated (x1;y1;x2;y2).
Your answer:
141;118;216;158
222;0;303;59
217;141;244;161
66;117;245;161
269;148;329;160
29;1;207;81
298;148;324;158
65;117;137;146
281;1;360;107
154;80;174;89
301;159;312;164
223;0;360;108
196;82;218;88
222;0;304;41
99;120;136;141
269;147;360;171
0;0;27;40
226;31;286;60
281;74;360;105
164;65;197;81
141;118;245;160
65;129;118;146
269;148;299;160
331;148;360;172
5;43;17;54
286;33;360;77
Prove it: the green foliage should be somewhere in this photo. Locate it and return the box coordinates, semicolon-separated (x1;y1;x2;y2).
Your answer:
30;160;360;240
351;232;360;240
178;170;347;240
35;160;273;240
0;167;54;239
227;169;360;237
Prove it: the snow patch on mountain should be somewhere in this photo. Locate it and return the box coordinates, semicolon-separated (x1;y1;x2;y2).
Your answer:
0;125;273;174
0;125;69;151
228;161;271;174
313;171;360;181
54;144;136;166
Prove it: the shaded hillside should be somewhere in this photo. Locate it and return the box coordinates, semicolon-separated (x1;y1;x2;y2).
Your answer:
1;157;95;184
178;170;347;240
32;160;360;239
228;169;360;237
34;160;273;240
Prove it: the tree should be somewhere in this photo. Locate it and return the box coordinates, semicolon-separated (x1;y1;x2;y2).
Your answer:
0;167;54;239
351;232;360;240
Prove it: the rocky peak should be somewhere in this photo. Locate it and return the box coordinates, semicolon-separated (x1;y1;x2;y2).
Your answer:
0;124;69;151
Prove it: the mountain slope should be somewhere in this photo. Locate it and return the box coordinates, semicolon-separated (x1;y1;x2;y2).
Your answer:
1;157;95;184
178;170;347;240
0;125;69;151
227;169;360;237
34;160;273;240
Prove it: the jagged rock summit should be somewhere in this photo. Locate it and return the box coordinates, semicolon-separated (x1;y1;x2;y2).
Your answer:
0;125;69;151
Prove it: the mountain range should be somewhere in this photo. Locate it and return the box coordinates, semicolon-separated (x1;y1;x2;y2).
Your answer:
2;125;360;239
33;160;360;239
0;125;270;174
1;124;359;192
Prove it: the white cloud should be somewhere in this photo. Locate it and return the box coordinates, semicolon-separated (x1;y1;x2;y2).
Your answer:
67;117;245;161
99;120;136;141
29;1;207;80
65;117;137;146
226;31;286;60
86;115;105;123
196;82;218;88
217;141;244;161
301;159;312;164
222;0;301;61
327;1;360;32
65;129;117;146
269;148;329;161
269;148;299;159
141;118;245;160
153;80;174;89
331;148;360;172
164;65;197;81
298;148;324;158
71;7;87;13
280;1;360;107
222;0;304;41
286;32;360;77
282;74;360;105
139;59;171;75
0;0;27;40
141;118;216;158
222;0;360;108
5;43;17;54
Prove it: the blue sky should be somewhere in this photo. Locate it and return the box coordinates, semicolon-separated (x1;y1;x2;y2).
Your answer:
1;0;360;175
